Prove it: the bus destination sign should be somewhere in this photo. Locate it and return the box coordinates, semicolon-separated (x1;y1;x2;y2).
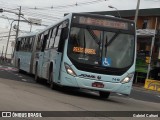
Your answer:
78;16;128;30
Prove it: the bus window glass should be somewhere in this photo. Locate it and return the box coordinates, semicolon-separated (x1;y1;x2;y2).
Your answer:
29;37;33;51
54;25;62;48
46;30;52;49
49;27;57;48
36;34;44;51
68;27;134;68
26;38;30;51
43;30;49;50
16;38;21;51
21;38;25;51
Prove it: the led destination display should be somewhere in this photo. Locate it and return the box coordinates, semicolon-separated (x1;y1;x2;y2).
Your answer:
74;16;129;30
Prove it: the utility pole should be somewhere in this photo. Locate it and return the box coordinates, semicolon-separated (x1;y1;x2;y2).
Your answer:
5;20;16;59
4;6;21;59
146;17;158;79
1;46;4;57
15;6;21;40
134;0;140;26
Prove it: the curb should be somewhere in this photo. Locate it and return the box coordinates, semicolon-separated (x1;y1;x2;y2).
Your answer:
133;85;160;95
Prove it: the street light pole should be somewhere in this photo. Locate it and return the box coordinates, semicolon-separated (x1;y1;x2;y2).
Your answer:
1;6;22;59
134;0;140;25
108;5;121;18
4;20;16;59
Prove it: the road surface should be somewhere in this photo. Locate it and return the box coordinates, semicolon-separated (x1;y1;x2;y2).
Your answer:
0;65;159;120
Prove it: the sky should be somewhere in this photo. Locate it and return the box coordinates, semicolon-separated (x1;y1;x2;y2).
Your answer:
0;0;160;57
0;0;160;30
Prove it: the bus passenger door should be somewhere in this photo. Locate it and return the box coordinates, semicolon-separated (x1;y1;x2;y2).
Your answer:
53;25;68;83
41;31;50;79
34;33;45;78
54;52;62;83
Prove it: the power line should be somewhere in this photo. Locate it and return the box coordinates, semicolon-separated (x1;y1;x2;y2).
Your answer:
19;0;108;10
22;11;62;19
22;9;66;17
0;0;109;23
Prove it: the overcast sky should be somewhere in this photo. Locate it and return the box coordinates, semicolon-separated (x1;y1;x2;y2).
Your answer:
0;0;160;30
0;0;159;56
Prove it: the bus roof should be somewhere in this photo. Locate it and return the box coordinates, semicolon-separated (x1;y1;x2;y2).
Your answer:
18;31;38;38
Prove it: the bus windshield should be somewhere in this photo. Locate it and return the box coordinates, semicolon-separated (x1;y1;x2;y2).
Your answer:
68;27;134;69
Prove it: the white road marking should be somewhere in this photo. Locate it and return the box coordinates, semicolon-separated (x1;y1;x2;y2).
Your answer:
15;74;19;75
19;76;22;78
157;95;160;98
116;93;122;96
22;79;27;82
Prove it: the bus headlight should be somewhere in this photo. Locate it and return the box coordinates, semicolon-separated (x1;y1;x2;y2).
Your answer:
121;73;134;84
64;62;77;77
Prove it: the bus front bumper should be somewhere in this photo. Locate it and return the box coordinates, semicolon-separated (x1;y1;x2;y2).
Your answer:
61;73;132;95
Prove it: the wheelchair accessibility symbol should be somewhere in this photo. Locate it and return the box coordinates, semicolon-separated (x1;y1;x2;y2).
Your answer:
102;58;111;67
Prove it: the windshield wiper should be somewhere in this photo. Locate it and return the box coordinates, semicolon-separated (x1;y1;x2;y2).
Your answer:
88;29;101;45
105;32;119;47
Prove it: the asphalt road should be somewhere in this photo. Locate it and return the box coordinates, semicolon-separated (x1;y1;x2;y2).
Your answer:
0;65;160;120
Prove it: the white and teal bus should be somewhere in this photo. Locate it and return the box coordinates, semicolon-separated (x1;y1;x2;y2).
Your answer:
14;32;37;73
14;13;136;98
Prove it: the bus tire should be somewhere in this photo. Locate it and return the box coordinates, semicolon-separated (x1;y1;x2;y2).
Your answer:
35;65;39;82
18;61;22;73
99;91;110;99
49;71;56;90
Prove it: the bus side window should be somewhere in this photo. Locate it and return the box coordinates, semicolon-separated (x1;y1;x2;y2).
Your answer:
27;37;32;52
36;34;44;51
43;30;49;50
21;38;25;51
25;38;28;51
18;38;22;50
30;37;34;51
54;25;62;48
57;27;68;52
49;27;57;49
45;29;51;49
16;39;21;51
26;38;30;51
36;35;41;51
57;20;69;52
23;38;27;51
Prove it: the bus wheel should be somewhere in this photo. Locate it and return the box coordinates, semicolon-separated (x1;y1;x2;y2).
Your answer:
18;61;22;73
49;71;55;90
99;91;110;99
35;67;39;82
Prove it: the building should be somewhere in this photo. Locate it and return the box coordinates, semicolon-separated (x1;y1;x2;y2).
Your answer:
89;8;160;84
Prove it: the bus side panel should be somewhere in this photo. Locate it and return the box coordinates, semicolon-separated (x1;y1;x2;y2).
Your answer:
18;52;32;73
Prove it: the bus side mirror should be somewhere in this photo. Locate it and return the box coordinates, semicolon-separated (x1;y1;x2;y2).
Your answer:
62;27;69;40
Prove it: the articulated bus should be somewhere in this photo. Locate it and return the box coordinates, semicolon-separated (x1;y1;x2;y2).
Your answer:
14;13;136;98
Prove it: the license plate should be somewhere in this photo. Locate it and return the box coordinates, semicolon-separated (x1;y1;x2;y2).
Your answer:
92;82;104;88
